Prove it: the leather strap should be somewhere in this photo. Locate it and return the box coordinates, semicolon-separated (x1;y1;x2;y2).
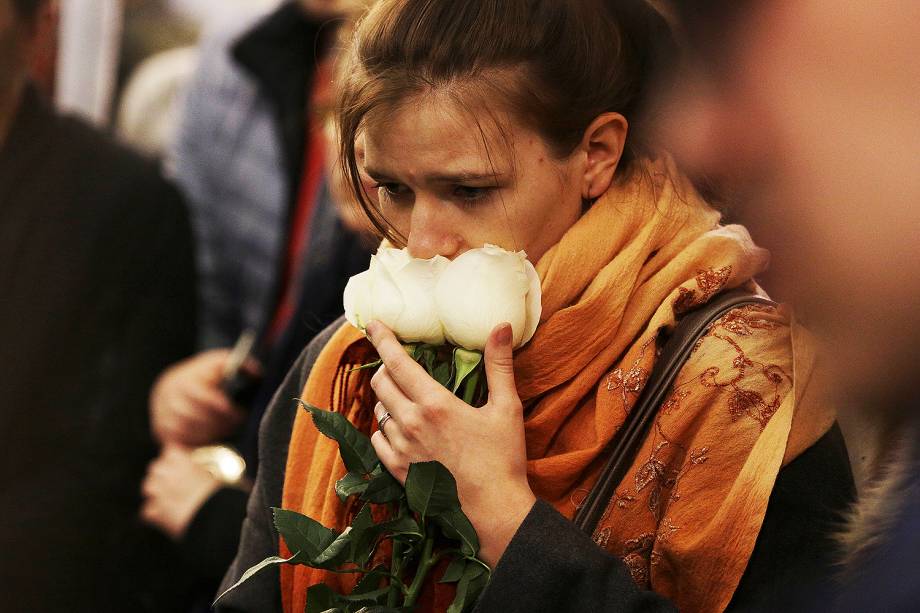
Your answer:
573;289;776;534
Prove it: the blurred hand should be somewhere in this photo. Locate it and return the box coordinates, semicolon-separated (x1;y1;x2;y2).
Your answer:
366;320;536;568
149;349;252;447
140;445;222;540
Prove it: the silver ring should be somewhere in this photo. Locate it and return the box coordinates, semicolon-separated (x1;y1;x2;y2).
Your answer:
377;411;393;434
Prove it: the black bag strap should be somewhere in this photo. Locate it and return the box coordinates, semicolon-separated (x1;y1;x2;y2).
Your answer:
572;289;776;534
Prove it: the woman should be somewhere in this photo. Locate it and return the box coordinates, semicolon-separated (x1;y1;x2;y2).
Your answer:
217;1;853;611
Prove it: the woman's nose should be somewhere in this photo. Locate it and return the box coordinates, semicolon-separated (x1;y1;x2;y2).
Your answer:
406;198;463;260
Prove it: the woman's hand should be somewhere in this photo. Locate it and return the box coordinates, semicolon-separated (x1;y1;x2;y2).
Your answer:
366;320;536;568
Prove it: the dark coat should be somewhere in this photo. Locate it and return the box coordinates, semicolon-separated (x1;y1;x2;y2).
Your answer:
0;86;197;612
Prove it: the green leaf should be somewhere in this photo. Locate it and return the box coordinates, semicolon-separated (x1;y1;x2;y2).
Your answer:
347;359;383;374
272;508;339;562
379;514;423;540
341;586;390;603
464;568;490;613
433;360;453;388
415;346;438;377
438;557;468;584
352;567;386;595
213;552;302;605
297;400;378;475
403;344;418;360
361;466;404;504
314;527;355;568
348;502;375;537
405;461;461;520
452;349;482;394
446;562;489;613
348;504;378;565
434;509;480;556
350;510;423;567
306;583;342;613
336;472;370;503
461;369;481;406
307;579;389;613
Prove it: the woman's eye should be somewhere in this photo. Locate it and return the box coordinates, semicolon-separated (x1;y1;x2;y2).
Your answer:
452;185;493;204
376;183;410;200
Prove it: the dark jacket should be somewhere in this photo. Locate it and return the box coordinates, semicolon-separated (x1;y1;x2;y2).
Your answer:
215;318;856;613
0;86;197;612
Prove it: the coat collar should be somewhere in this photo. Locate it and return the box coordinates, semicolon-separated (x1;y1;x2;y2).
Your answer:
231;1;327;117
230;1;331;194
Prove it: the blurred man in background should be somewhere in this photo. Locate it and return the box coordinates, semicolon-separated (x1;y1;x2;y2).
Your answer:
0;0;197;610
663;1;920;610
139;1;372;608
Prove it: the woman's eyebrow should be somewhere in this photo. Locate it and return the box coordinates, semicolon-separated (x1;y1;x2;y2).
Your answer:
363;167;506;184
426;171;506;184
363;166;395;182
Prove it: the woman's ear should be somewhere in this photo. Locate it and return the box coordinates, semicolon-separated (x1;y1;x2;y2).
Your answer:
578;113;628;200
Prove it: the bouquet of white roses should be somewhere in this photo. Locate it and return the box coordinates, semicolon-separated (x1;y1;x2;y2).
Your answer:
216;245;541;613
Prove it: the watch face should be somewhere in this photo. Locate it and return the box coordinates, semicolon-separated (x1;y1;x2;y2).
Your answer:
190;445;247;485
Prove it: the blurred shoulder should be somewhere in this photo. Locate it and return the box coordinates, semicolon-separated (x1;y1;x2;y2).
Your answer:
191;3;277;86
46;111;184;219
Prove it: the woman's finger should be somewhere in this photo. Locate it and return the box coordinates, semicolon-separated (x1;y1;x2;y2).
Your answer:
483;323;521;409
373;401;410;450
370;430;408;484
371;365;413;418
366;320;431;400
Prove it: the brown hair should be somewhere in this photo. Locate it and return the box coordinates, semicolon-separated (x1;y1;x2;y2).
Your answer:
336;0;678;242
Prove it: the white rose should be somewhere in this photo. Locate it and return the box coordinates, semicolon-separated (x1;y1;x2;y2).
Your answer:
434;245;542;350
343;247;449;344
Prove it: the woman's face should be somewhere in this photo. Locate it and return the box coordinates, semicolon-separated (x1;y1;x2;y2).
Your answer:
361;92;585;264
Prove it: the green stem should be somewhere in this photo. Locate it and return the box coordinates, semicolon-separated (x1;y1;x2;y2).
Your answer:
321;565;402;582
387;501;408;607
387;538;406;606
404;524;438;607
461;369;480;406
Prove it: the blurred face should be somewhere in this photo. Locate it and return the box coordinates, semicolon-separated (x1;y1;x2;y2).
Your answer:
361;91;585;263
664;0;920;399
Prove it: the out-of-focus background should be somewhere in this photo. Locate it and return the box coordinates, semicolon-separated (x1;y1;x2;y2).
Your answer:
46;0;277;153
3;1;375;611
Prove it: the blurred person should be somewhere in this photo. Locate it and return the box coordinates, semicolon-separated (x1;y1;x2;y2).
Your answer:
663;0;920;610
117;45;198;157
217;1;854;612
139;0;372;608
0;0;197;611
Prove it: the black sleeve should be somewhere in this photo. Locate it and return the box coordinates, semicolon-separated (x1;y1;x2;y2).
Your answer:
474;500;677;613
475;425;854;613
214;319;343;613
181;487;251;583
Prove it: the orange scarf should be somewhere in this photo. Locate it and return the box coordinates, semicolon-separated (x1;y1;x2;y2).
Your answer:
280;157;834;612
